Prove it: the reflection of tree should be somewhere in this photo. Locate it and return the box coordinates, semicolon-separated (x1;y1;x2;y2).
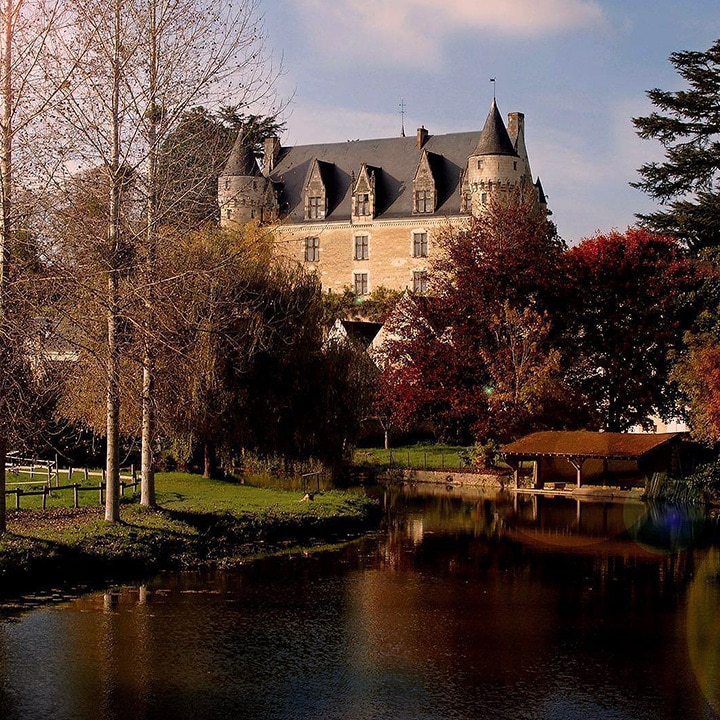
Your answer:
687;548;720;716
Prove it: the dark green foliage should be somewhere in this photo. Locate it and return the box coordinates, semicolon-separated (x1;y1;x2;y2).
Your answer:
632;39;720;252
322;286;401;326
158;106;285;229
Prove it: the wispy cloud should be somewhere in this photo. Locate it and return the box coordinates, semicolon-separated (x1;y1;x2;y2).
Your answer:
294;0;604;66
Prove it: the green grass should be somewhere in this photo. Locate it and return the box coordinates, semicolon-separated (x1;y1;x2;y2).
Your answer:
354;444;472;470
154;472;373;521
0;471;377;581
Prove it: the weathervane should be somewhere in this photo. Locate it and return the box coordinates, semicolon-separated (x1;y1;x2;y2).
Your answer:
490;78;496;99
399;98;406;137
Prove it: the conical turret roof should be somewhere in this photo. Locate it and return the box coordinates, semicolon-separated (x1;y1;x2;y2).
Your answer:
473;99;518;157
221;132;262;176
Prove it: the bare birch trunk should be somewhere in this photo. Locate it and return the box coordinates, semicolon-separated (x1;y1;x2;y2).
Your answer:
140;0;158;507
104;0;122;522
0;0;14;534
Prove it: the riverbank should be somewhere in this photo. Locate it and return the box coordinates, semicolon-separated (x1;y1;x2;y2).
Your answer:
0;473;379;594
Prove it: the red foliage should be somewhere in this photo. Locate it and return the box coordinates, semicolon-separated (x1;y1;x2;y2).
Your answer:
563;227;698;431
375;196;571;443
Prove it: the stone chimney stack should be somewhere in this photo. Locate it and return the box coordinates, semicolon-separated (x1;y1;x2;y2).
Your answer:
416;126;428;149
263;136;281;174
507;112;524;146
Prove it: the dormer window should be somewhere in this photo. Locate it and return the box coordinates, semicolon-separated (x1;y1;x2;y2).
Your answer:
303;158;329;221
351;164;377;221
415;190;433;214
356;193;370;216
308;196;322;219
412;150;437;215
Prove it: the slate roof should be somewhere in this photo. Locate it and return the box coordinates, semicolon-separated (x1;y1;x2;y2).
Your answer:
500;431;683;460
267;130;480;223
223;132;262;176
473;99;518;157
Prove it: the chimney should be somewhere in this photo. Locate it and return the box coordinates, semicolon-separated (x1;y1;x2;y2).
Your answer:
263;136;281;173
507;112;525;147
416;126;428;149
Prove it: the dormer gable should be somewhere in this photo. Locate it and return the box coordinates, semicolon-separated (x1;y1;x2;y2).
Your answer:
351;163;377;221
303;158;332;221
412;149;437;214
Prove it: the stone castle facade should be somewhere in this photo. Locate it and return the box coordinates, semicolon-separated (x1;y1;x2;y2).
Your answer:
218;99;547;294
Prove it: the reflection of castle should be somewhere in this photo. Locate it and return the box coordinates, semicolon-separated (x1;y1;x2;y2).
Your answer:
218;100;547;293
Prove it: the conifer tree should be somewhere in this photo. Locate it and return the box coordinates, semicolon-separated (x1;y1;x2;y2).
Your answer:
633;39;720;253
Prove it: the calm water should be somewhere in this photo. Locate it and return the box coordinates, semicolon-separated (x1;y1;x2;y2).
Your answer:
0;485;719;720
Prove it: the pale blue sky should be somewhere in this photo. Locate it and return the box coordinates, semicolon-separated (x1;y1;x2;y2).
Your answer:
260;1;720;244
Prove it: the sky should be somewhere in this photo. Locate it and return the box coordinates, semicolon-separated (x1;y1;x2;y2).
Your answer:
255;0;720;245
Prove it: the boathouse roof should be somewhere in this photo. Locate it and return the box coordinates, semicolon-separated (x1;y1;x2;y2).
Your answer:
500;431;683;461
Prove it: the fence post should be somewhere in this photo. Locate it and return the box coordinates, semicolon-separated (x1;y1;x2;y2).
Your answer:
42;488;47;511
15;489;20;510
47;463;52;487
74;484;79;508
84;467;89;484
68;466;73;484
30;464;34;479
131;464;136;482
99;483;104;506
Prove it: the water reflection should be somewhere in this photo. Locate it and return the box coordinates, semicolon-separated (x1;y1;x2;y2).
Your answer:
0;487;717;720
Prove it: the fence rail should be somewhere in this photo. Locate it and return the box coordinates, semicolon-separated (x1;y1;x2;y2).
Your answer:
4;455;140;510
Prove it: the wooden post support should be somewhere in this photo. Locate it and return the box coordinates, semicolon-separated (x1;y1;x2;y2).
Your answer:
47;463;52;486
42;488;47;511
74;484;79;508
68;466;73;484
120;480;125;497
568;456;586;489
15;489;20;510
131;464;136;482
84;467;89;483
532;460;540;489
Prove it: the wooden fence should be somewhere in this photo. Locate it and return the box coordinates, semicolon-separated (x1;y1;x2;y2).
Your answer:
4;455;140;510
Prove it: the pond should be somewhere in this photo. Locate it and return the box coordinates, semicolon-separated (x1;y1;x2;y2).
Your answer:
0;485;719;720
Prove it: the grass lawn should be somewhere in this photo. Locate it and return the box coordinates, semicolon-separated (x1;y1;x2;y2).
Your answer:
0;472;377;587
354;444;472;470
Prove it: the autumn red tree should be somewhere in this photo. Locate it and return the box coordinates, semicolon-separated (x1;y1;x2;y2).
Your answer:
375;196;572;444
562;228;697;432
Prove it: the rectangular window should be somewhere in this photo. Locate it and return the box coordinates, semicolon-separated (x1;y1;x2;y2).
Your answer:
412;231;428;258
413;271;428;293
354;234;369;260
354;272;368;296
415;189;432;213
308;196;322;219
356;193;370;216
304;236;319;262
481;192;488;205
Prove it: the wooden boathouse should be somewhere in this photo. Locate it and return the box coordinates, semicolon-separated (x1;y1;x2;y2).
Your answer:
499;431;684;491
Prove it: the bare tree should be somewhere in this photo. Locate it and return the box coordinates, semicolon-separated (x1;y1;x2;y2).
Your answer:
50;0;280;519
0;0;72;533
131;0;280;506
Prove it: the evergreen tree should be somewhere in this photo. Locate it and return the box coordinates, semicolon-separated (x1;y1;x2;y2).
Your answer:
632;39;720;253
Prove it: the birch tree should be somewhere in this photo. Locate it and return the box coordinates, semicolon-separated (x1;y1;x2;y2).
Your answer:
0;0;72;533
130;0;279;507
52;0;280;519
